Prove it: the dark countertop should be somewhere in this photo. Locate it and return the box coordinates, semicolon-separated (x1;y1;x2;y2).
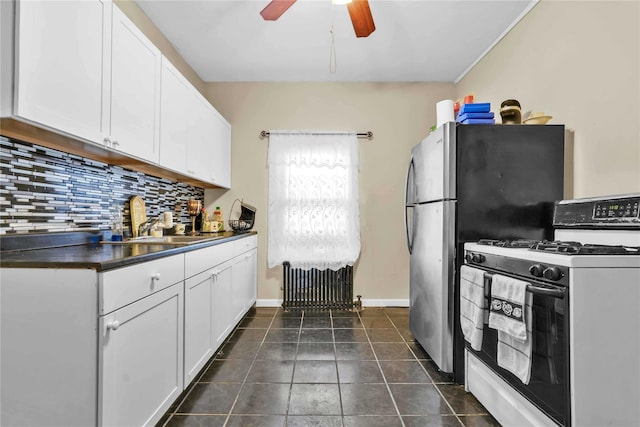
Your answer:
0;231;257;272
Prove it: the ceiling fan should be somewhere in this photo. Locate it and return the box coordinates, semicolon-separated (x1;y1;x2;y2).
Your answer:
260;0;376;38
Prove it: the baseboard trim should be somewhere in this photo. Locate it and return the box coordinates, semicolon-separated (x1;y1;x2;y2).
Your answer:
255;299;282;307
256;299;409;308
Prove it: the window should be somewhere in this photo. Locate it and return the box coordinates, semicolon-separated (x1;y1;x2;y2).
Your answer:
267;131;360;271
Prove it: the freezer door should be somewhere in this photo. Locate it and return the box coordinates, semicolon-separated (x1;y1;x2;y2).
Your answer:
409;201;455;373
411;122;456;203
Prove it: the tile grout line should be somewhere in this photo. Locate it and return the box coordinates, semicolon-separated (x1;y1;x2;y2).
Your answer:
283;308;304;426
222;308;279;426
386;312;465;426
329;309;348;427
360;310;407;427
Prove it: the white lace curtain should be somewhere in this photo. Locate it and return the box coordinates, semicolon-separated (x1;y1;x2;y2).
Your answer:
267;130;360;271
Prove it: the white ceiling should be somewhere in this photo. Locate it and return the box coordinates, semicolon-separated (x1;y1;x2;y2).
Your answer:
136;0;538;83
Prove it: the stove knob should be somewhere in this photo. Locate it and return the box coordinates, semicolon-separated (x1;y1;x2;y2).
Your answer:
528;264;545;277
543;266;563;281
471;253;485;263
465;253;474;263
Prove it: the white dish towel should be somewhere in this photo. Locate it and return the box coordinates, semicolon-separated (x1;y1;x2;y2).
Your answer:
459;265;486;351
488;274;533;384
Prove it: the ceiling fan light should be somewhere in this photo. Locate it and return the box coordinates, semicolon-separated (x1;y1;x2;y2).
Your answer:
332;0;353;5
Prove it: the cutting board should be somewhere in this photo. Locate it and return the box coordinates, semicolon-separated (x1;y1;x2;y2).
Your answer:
129;196;147;238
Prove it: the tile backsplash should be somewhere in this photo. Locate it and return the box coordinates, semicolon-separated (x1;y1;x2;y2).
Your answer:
0;137;204;235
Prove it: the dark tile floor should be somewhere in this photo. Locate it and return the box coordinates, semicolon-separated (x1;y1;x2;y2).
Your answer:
158;307;500;427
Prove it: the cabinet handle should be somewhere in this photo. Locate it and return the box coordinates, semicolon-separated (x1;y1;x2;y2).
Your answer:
106;320;120;331
151;273;161;281
111;140;120;147
103;137;111;147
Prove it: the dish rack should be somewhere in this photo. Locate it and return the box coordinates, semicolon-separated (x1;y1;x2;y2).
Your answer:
228;219;253;231
229;199;256;231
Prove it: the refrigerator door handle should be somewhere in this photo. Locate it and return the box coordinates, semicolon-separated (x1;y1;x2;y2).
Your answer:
404;156;415;254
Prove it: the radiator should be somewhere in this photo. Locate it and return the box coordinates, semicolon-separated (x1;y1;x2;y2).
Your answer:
282;262;354;310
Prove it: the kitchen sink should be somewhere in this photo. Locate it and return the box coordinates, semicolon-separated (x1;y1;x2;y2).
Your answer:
101;235;225;245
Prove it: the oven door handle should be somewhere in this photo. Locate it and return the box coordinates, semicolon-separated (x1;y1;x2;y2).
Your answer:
483;272;566;299
526;284;566;299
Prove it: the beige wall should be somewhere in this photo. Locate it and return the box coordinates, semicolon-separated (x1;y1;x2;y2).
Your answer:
457;0;640;198
115;0;206;95
204;83;455;303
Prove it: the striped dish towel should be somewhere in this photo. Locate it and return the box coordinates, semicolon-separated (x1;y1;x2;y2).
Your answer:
459;265;486;351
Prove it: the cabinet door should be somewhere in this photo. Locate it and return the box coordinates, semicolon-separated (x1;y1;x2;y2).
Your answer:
14;0;109;143
232;248;257;322
159;57;189;172
185;92;211;179
184;270;214;385
100;283;184;427
213;259;234;348
209;108;232;188
109;5;160;161
246;248;258;307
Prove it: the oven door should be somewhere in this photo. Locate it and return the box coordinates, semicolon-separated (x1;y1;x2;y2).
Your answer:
468;269;570;427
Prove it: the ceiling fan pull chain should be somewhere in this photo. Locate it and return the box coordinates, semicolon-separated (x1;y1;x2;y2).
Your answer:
330;25;337;74
329;5;337;74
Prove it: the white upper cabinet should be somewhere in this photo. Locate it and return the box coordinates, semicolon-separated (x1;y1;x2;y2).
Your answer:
159;56;231;188
159;57;190;173
14;0;109;144
108;5;161;162
6;0;230;188
209;107;231;188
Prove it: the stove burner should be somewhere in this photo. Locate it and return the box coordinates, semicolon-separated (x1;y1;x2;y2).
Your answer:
477;239;539;248
529;241;640;255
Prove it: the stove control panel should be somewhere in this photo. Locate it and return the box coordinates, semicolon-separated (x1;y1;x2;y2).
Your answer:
554;194;640;227
594;199;639;219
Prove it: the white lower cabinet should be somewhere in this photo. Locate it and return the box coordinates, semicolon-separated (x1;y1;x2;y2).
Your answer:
184;236;257;383
212;259;235;348
99;283;184;426
184;270;215;384
232;248;258;322
0;235;257;426
183;257;234;384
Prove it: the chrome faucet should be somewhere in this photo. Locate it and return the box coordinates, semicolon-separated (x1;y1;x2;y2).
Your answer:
138;217;161;237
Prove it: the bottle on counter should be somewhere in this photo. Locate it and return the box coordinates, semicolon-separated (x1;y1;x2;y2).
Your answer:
201;208;212;232
194;208;204;232
213;206;223;222
213;206;224;231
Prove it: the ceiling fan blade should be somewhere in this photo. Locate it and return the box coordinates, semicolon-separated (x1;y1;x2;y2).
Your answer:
346;0;376;38
260;0;297;21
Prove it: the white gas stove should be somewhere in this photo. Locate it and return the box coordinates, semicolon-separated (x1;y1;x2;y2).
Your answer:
462;193;640;427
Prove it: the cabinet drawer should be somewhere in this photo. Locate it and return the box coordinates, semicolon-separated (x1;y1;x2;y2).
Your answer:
185;242;234;279
233;235;257;257
100;254;184;314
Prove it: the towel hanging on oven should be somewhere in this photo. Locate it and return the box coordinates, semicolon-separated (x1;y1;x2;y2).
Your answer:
488;274;528;340
459;265;487;351
488;274;533;384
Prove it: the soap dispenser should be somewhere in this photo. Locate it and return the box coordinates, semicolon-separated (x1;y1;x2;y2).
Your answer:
111;206;124;241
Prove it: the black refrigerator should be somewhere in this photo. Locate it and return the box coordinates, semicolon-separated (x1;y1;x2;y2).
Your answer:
404;122;565;383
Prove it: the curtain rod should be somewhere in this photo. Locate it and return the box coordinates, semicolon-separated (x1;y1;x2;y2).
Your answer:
259;130;373;140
